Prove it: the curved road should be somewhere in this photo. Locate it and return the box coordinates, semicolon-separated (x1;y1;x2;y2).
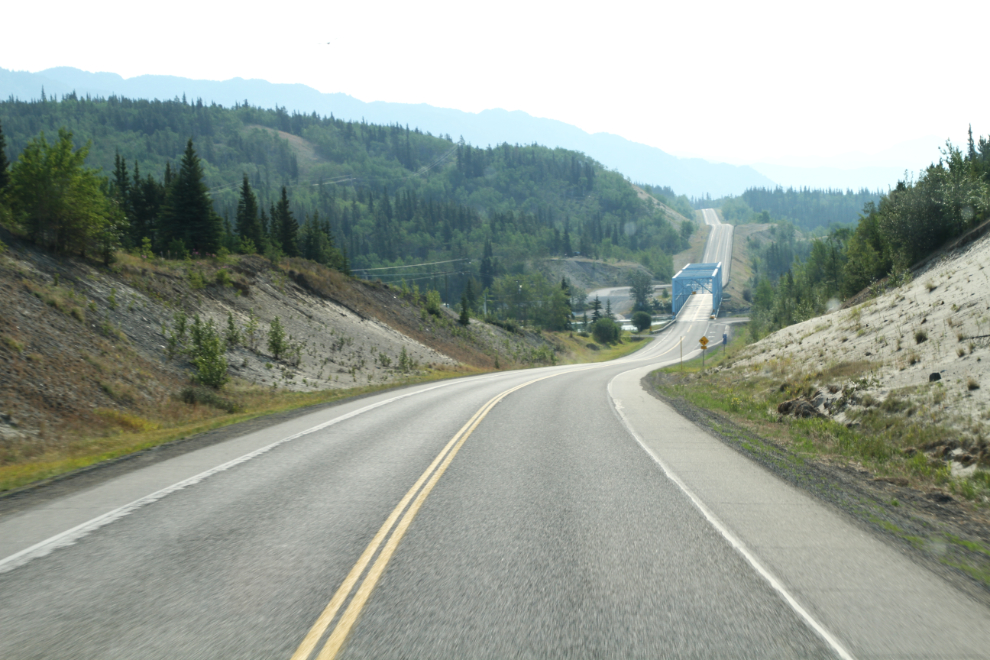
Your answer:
2;223;989;658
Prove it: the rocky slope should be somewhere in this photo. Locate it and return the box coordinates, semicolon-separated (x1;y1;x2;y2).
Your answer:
734;223;990;476
0;229;557;450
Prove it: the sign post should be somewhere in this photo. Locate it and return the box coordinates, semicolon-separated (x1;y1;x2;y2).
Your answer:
699;335;709;368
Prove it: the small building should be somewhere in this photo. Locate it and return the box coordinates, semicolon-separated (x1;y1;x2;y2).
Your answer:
671;262;722;317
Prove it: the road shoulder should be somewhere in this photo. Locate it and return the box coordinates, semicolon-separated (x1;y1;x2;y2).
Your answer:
608;363;990;659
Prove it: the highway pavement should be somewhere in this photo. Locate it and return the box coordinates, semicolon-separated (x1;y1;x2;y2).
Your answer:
2;220;989;658
700;207;734;285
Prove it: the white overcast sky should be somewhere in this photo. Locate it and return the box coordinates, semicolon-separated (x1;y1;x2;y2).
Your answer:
2;0;986;168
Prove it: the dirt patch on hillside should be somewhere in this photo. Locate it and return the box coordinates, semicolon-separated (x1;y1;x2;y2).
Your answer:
630;185;695;226
534;257;655;292
719;223;772;313
243;124;323;175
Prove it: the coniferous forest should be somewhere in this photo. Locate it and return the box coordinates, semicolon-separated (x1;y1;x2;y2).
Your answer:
0;93;694;302
744;131;990;338
702;187;884;232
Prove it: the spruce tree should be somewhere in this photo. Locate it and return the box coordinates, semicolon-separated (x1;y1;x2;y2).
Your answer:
480;238;495;290
161;139;221;254
464;279;476;312
0;119;10;196
130;163;165;250
459;292;470;326
235;174;263;252
590;296;602;322
260;208;270;248
111;153;133;246
274;186;298;257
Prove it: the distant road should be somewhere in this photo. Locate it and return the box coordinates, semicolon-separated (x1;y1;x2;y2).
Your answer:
700;207;734;285
3;219;990;659
589;207;731;318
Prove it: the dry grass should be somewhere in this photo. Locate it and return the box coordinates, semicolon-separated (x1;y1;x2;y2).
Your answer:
0;369;466;493
1;241;636;494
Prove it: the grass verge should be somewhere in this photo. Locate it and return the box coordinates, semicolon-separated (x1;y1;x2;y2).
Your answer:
557;330;652;363
0;369;469;494
644;325;990;591
1;329;648;494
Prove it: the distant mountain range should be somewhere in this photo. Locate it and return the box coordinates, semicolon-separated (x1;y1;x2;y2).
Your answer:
0;67;781;198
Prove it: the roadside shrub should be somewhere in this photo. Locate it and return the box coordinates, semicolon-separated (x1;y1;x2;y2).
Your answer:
214;269;232;287
398;346;417;373
2;335;25;353
224;312;241;347
189;316;228;389
487;318;519;333
165;311;188;359
592;317;620;344
268;316;288;360
915;329;928;344
632;311;652;332
167;238;189;260
425;289;442;316
188;268;207;289
179;386;239;413
244;312;260;350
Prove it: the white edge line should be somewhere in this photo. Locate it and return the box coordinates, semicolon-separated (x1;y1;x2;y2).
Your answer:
606;372;857;660
1;312;703;576
0;377;473;575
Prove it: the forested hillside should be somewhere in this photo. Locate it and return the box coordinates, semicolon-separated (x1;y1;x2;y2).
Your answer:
746;132;990;338
0;94;692;299
713;186;883;232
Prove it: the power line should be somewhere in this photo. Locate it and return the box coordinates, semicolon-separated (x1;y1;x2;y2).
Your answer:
356;257;470;272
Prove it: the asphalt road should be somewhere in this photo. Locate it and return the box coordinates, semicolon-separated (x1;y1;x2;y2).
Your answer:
2;222;990;658
700;207;733;285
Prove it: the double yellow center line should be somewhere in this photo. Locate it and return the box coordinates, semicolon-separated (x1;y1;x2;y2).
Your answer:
291;373;561;660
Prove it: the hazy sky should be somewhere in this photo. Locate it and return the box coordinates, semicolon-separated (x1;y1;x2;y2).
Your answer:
3;0;985;168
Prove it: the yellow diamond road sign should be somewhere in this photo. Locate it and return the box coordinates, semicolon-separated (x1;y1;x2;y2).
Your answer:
699;336;709;347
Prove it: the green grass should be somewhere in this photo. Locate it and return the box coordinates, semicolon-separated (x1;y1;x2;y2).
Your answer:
557;330;651;363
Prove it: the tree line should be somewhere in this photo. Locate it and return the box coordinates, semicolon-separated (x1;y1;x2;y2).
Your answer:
691;187;883;233
747;129;990;337
0;119;348;272
0;93;694;314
